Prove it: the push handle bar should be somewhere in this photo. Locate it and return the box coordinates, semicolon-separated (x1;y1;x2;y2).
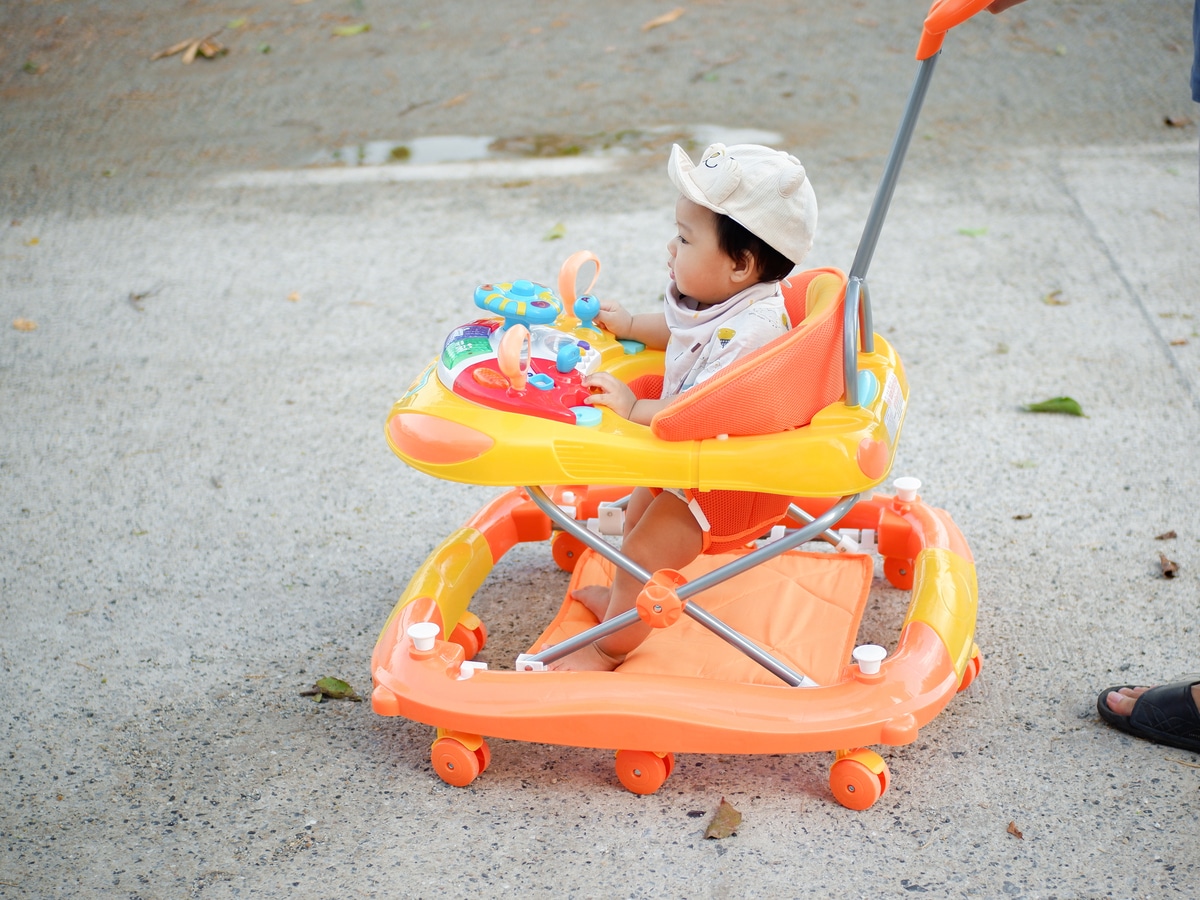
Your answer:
917;0;994;59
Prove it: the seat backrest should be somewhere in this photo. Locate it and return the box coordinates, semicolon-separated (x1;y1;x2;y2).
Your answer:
650;267;847;441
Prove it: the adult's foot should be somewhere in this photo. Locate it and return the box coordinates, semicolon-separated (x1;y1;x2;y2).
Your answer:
1097;679;1200;753
1103;683;1200;716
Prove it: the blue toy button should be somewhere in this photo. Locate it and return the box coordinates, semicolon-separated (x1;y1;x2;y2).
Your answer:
528;373;555;391
571;406;602;427
857;370;879;407
555;343;582;374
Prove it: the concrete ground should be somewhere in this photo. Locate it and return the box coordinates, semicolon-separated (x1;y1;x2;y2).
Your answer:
2;1;1198;897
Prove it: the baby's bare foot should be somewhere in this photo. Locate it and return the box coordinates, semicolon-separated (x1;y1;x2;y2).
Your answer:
547;642;624;672
571;585;611;620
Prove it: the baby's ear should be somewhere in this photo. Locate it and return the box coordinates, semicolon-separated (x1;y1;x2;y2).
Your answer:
730;249;758;282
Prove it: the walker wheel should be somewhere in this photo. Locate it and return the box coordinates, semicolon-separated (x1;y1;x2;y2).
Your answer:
551;531;587;573
431;737;484;788
614;749;673;795
957;642;983;692
883;556;915;590
830;749;889;810
475;739;492;774
449;613;489;659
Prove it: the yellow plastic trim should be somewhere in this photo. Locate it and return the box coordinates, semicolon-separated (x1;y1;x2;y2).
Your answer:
378;526;496;642
387;338;907;498
436;728;483;752
901;548;978;678
835;747;887;774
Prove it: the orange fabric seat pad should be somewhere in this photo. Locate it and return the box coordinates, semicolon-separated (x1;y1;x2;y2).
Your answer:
531;546;873;687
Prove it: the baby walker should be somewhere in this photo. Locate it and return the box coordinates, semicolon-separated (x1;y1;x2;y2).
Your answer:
371;0;987;810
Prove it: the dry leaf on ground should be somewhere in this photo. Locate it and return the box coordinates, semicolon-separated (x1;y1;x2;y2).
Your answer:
151;31;227;63
1159;553;1179;578
643;7;685;31
1155;530;1177;540
13;318;38;332
704;798;742;839
1007;821;1024;839
1042;289;1068;306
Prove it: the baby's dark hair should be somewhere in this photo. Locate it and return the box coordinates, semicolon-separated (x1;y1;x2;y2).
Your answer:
716;214;795;283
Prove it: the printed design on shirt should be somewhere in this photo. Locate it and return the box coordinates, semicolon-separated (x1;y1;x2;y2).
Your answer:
717;327;736;348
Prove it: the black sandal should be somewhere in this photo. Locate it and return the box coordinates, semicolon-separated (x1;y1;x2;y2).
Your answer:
1096;679;1200;753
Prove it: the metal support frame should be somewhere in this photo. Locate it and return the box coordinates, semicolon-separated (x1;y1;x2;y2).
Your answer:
523;487;861;686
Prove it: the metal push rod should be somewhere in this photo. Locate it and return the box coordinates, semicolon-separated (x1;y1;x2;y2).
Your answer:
843;52;940;407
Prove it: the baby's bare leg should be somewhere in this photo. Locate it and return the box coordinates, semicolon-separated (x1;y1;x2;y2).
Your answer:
551;491;703;672
568;487;656;620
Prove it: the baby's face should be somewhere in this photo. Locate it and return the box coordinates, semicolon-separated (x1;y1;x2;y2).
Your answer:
666;197;743;306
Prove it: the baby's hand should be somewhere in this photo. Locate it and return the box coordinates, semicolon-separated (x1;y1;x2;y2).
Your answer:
583;372;637;420
593;298;633;337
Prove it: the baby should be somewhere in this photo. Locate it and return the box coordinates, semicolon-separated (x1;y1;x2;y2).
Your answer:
550;142;819;671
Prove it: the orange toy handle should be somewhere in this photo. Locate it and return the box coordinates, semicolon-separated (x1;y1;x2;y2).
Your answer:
497;324;530;391
557;250;601;318
916;0;994;60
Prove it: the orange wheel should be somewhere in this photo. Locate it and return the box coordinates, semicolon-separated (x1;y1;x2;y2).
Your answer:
883;556;914;590
876;759;891;796
474;740;492;774
431;737;482;788
615;750;670;795
661;751;675;780
830;756;886;810
957;644;982;692
449;618;488;659
551;531;587;573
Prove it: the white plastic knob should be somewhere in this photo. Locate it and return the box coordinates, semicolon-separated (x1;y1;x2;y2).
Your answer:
853;644;887;675
408;622;440;651
893;476;922;502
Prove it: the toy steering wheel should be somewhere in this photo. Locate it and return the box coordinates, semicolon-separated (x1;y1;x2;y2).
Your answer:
474;280;563;330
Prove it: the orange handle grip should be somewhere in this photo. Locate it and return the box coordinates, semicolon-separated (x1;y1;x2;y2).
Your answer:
497;324;530;391
916;0;994;60
556;250;601;318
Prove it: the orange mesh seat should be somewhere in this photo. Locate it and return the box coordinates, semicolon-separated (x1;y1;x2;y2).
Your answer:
539;544;873;686
643;268;847;552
